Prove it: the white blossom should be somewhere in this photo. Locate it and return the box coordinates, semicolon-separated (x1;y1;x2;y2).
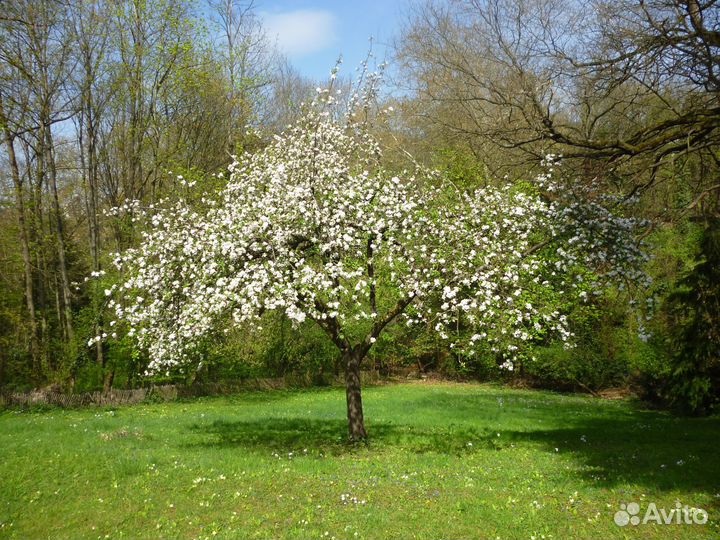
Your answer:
96;90;649;373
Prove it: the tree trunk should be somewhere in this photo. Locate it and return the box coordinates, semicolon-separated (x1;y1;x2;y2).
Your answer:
103;367;114;392
45;125;74;344
79;106;107;373
344;348;367;441
0;101;41;378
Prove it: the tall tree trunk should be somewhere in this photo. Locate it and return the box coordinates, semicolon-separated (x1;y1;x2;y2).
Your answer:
344;348;367;441
103;367;114;392
44;125;74;343
79;108;106;372
33;245;50;375
0;98;41;378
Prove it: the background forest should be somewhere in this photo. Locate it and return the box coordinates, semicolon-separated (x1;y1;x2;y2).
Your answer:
0;0;718;415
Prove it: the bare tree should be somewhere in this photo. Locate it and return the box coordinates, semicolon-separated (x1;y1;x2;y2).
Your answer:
207;0;277;150
69;0;114;383
0;89;41;377
397;0;719;198
0;0;77;351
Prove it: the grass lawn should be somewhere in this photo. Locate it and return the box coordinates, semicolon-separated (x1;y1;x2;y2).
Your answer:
0;381;718;539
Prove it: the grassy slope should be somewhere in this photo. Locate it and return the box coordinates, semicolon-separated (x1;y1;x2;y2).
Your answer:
0;382;718;540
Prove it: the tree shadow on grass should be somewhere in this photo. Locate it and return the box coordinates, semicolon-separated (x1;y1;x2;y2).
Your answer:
192;417;355;454
410;391;720;497
503;415;720;498
188;416;494;456
187;391;720;497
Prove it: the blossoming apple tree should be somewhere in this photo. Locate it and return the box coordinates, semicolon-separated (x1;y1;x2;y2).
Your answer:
100;88;648;440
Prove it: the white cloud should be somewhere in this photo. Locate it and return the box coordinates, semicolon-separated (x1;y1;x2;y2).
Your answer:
262;9;338;58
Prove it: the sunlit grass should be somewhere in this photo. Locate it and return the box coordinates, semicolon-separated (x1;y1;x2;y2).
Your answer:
1;381;718;539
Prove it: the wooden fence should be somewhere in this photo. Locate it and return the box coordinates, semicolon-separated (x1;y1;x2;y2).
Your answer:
0;385;172;409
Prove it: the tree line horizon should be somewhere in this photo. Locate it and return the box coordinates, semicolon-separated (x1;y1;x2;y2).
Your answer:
0;0;718;427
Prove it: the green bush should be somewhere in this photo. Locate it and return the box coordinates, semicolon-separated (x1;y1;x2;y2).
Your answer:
662;220;720;414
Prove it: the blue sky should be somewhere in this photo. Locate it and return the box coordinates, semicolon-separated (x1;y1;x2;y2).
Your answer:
259;1;411;81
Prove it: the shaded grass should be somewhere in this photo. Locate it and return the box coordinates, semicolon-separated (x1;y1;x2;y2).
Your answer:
0;382;718;539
